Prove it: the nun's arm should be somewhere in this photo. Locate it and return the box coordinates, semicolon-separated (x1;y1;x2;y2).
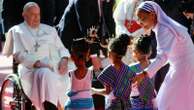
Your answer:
145;27;177;77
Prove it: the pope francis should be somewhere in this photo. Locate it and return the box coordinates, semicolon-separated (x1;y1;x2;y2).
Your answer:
2;2;74;110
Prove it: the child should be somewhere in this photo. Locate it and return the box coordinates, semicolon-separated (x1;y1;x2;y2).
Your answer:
96;34;135;110
182;1;194;43
135;2;194;109
130;36;156;110
65;39;94;110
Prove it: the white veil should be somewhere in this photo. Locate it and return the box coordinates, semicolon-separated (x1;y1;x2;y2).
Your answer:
137;1;190;41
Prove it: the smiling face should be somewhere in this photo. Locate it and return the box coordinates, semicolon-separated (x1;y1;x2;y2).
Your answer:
136;9;157;30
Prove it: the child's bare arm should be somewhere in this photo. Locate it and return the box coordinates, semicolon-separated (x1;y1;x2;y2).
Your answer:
92;85;112;96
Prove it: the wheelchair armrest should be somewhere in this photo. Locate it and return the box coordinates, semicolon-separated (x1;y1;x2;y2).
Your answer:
5;73;22;90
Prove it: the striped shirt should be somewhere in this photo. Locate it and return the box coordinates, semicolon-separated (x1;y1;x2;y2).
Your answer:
98;63;136;100
129;63;156;108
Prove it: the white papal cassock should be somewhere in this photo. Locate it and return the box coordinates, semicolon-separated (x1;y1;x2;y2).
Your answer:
2;22;75;110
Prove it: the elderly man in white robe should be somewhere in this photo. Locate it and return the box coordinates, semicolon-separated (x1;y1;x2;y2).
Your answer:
2;2;73;110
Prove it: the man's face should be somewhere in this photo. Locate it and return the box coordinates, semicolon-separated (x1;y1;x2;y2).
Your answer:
23;6;40;28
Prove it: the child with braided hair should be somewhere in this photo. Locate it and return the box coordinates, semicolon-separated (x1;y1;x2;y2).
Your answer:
129;36;156;110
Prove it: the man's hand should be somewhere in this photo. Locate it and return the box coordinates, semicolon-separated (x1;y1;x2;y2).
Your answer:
33;60;53;71
58;57;68;75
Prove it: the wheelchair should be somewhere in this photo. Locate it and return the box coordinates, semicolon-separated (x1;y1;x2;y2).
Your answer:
0;59;36;110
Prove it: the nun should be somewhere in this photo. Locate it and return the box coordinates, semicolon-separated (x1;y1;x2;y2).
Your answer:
134;1;194;110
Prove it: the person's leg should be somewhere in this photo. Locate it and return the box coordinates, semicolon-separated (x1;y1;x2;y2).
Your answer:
31;68;60;110
92;94;105;110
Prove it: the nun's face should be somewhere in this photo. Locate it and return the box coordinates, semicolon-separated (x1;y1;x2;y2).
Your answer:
136;9;157;30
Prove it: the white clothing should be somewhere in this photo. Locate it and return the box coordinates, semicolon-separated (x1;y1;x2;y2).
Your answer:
150;23;194;110
66;69;94;110
2;22;75;110
113;0;143;65
113;0;144;36
122;48;135;65
140;1;194;110
69;69;93;100
101;57;111;69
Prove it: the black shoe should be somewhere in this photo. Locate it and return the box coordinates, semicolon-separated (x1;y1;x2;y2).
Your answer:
43;101;57;110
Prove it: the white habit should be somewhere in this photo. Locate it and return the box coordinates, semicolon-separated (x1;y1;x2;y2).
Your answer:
141;1;194;110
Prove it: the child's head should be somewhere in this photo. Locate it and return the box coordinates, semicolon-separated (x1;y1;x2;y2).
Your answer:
71;39;90;66
181;2;194;19
108;34;130;63
132;36;152;62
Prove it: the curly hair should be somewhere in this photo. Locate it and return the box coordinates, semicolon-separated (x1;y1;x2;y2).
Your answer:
108;34;131;57
132;36;152;55
71;39;90;60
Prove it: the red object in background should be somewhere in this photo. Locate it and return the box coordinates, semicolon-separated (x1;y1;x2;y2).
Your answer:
124;20;142;33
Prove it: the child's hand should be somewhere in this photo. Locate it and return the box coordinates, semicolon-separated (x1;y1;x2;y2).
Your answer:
58;57;68;75
89;26;98;38
131;81;138;89
57;101;64;110
132;71;147;84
